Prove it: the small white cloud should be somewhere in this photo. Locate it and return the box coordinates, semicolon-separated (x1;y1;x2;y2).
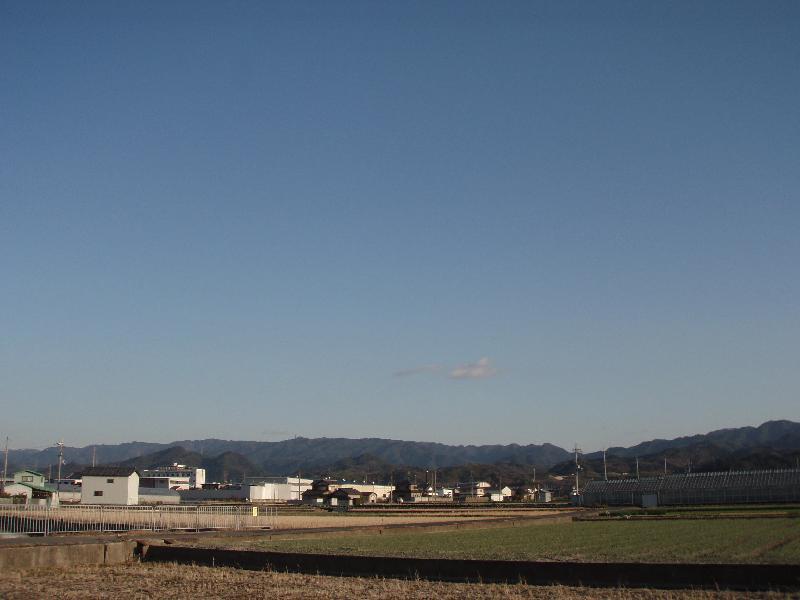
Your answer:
393;364;442;377
449;357;497;380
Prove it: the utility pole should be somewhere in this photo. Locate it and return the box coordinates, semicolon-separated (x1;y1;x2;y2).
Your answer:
635;456;640;480
603;449;608;481
573;444;582;496
92;446;96;467
664;456;667;476
2;436;8;493
56;440;65;482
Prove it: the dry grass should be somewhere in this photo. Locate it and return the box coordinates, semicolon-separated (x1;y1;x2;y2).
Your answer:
0;562;792;599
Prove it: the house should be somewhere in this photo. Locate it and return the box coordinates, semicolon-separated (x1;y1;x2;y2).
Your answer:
301;479;340;505
2;470;59;506
15;470;46;487
513;486;537;501
80;467;139;505
483;485;513;502
340;483;394;502
359;491;378;504
459;481;492;497
391;480;422;503
484;488;506;502
434;487;454;498
328;487;363;507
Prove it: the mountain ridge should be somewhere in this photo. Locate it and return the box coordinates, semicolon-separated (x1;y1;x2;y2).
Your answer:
6;420;798;478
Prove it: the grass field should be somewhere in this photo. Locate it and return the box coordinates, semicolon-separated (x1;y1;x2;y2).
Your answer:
0;563;791;599
272;508;562;529
211;517;800;564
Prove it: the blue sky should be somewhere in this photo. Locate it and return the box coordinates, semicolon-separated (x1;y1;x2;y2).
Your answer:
2;1;798;451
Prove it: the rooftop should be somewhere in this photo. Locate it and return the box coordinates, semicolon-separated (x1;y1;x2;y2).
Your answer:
81;466;139;478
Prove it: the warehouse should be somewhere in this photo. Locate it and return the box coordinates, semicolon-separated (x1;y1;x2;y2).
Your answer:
582;468;800;507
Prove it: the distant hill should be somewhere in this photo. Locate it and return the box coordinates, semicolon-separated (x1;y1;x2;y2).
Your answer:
6;420;798;481
7;437;571;476
551;421;800;480
113;446;257;483
92;447;548;487
585;420;800;460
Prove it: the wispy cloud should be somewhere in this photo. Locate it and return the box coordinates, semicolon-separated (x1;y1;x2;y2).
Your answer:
449;357;497;380
393;364;442;378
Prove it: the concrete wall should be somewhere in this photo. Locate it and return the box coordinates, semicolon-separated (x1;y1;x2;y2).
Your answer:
81;474;139;505
0;540;137;570
178;487;247;502
138;488;180;505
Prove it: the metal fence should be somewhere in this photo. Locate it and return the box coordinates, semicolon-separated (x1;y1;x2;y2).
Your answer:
0;504;277;536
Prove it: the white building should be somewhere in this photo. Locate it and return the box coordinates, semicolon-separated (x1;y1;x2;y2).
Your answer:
140;464;205;490
245;477;313;502
81;467;139;505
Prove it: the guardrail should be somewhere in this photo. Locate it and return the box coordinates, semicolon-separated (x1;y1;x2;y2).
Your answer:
0;504;277;536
